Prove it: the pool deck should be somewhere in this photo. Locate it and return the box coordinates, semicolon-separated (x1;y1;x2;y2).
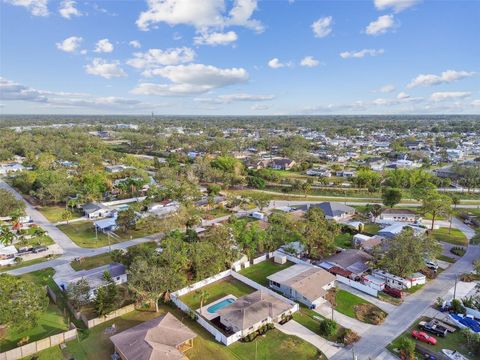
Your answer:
197;294;238;321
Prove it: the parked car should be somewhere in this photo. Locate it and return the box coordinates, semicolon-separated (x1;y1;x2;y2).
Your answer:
424;260;439;272
383;286;404;299
32;246;48;253
412;330;437;345
419;321;448;337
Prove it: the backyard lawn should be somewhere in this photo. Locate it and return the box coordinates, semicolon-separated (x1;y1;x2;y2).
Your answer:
57;221;156;248
362;223;381;235
431;227;468;246
388;317;475;360
239;259;294;286
335;290;387;325
0;302;69;352
335;233;353;248
180;277;256;309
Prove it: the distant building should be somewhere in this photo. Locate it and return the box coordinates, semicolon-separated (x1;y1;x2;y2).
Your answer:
270;158;296;170
301;202;355;222
379;208;421;223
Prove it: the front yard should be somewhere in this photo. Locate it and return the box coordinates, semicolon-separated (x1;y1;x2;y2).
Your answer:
388;317;475;360
180;277;256;309
37;205;82;223
431;227;468;246
239;259;294;287
57;221;155;248
334;233;353;248
335;290;387;325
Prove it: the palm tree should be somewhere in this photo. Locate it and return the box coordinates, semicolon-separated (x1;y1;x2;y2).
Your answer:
0;226;15;245
195;290;210;315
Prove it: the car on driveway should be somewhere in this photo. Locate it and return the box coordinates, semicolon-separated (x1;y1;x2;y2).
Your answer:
412;330;437;345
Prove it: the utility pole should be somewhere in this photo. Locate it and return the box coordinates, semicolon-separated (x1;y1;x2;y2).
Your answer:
453;275;458;300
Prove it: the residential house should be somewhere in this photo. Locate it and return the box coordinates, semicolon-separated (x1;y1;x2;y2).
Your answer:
267;264;336;308
0;245;18;266
320;249;373;277
110;313;196;360
306;168;331;177
0;162;25;175
94;216;118;233
305;202;355;222
105;164;131;173
377;223;427;239
446;149;464;161
405;141;424;150
54;263;127;299
82;202;112;219
270;158;296;170
379;208;421;223
217;290;294;337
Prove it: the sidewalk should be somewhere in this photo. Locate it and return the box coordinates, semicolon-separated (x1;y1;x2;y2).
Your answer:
275;320;343;359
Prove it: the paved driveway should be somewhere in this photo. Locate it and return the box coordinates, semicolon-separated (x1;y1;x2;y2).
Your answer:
275;320;343;359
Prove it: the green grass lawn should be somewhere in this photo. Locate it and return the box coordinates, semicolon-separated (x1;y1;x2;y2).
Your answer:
335;233;353;248
239;259;294;287
70;242;157;271
437;254;456;264
37;205;82;223
57;221;156;248
0;302;69;352
362;223;381;235
202;207;232;219
180;277;256;309
388;317;474;360
20;345;66;360
0;255;59;273
335;290;387;324
431;227;468;246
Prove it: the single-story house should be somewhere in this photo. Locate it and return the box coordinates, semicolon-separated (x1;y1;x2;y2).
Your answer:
0;162;25;175
267;264;336;308
111;312;196;360
379;208;421;223
82;202;112;219
270;158;296;170
354;235;385;253
377;223;427;239
305;202;355;222
105;164;131;173
306;168;331;177
217;290;294;337
321;249;373;277
94;217;117;233
54;263;127;299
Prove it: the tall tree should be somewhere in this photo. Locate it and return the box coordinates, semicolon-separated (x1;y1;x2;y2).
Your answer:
382;187;402;208
421;192;452;230
0;189;25;217
299;208;338;258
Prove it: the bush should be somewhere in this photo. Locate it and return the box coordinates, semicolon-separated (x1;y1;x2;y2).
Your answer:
450;246;466;256
451;298;466;314
319;319;338;337
340;328;360;345
420;268;437;279
242;331;258;342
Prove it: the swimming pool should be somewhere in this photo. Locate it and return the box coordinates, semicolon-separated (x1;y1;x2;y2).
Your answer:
207;298;235;313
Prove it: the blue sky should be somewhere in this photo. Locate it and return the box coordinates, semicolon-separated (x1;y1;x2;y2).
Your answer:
1;0;479;115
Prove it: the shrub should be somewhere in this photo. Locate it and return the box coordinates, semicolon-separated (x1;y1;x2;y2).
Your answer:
341;329;360;345
420;268;437;279
319;318;338;337
451;298;466;314
397;336;415;360
242;331;258;342
450;246;466;256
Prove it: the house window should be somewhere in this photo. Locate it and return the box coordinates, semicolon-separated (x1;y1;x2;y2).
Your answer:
271;281;280;288
116;277;120;281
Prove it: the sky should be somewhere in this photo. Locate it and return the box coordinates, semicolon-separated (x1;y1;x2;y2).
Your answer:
0;0;479;115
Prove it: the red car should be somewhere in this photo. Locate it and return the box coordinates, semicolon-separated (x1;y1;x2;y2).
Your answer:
412;330;437;345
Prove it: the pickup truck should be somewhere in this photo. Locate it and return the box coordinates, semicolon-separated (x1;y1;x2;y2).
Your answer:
419;321;448;337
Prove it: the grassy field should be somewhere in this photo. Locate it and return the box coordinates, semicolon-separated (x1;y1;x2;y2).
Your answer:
70;242;157;270
431;227;468;246
180;277;256;309
335;233;353;248
388;317;474;360
363;223;381;234
0;255;59;273
0;302;69;352
57;221;155;248
37;205;82;223
335;290;387;324
30;304;321;360
239;259;294;286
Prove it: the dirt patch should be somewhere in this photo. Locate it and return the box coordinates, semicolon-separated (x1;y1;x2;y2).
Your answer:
354;304;387;325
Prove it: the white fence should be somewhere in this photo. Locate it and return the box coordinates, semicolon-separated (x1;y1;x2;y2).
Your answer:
173;269;232;297
336;275;378;297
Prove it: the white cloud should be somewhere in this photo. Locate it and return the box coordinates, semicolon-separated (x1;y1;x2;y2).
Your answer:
300;56;319;67
0;77;158;111
268;58;290;69
340;48;384;59
94;38;114;53
56;36;83;53
377;84;395;93
127;47;195;69
131;63;248;96
59;0;82;19
85;58;127;79
136;0;263;32
251;104;269;111
472;100;480;108
195;93;274;104
430;91;471;102
129;40;142;48
194;31;238;46
5;0;48;16
365;14;396;35
407;70;476;88
374;0;421;13
311;16;333;38
397;92;410;99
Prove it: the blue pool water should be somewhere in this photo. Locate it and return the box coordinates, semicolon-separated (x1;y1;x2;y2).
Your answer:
207;298;235;313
